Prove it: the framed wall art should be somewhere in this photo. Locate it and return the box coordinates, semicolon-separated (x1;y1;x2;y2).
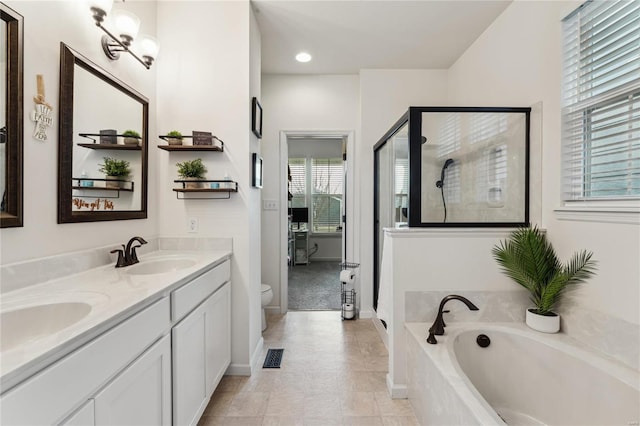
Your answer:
252;97;262;139
252;153;263;188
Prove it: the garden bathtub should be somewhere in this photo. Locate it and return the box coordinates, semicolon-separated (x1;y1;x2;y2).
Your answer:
405;322;639;425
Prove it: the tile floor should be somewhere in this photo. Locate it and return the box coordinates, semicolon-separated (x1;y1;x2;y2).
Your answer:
198;311;418;426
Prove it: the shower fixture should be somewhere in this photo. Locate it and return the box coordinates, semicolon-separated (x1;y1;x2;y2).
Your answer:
436;158;455;223
436;158;454;189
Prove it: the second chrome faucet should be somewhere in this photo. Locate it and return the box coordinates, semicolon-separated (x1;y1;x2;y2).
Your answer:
427;294;479;344
111;236;148;268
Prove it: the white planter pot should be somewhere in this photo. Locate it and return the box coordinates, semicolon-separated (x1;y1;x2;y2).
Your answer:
105;175;125;188
184;178;205;189
123;137;139;146
526;308;560;333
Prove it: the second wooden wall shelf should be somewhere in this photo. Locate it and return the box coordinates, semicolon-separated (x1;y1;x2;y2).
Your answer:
173;180;238;200
158;145;223;152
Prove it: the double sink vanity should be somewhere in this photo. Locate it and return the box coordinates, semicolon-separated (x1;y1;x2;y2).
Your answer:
0;246;232;425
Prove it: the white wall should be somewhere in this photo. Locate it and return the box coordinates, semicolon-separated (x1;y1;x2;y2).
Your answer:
0;1;158;264
447;0;639;326
261;74;359;312
358;70;449;317
156;1;261;374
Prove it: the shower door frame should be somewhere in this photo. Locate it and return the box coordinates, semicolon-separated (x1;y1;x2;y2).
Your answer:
407;106;531;228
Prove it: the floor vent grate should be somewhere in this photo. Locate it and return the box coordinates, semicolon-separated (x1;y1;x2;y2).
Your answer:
263;348;284;368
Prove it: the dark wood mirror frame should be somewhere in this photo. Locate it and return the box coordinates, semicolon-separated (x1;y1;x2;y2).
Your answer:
0;4;24;228
58;43;148;223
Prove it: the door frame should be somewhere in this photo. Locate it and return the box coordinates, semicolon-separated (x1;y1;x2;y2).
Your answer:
279;130;356;314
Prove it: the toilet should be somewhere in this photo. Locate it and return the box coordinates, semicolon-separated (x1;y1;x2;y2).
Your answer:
261;284;273;331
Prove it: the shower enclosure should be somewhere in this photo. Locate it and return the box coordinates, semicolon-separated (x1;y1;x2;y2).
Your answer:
373;107;531;309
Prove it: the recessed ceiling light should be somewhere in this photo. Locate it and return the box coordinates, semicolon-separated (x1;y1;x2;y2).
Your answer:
295;52;312;63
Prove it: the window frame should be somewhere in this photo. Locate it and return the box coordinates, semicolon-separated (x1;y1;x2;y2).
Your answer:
288;156;343;235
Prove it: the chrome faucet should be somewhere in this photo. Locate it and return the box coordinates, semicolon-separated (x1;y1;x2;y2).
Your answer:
427;294;479;344
110;236;148;268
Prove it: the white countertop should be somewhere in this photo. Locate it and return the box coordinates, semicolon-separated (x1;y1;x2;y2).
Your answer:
0;249;231;391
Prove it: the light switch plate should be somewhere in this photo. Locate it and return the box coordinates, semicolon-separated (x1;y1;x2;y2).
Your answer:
263;200;277;210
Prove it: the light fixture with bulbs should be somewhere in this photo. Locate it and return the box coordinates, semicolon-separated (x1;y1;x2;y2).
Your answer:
295;52;312;63
89;0;159;69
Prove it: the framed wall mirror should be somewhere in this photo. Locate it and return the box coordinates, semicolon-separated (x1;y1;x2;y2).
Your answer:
0;4;24;228
58;43;148;223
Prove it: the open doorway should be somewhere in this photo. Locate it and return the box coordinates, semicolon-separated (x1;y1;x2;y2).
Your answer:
285;134;346;311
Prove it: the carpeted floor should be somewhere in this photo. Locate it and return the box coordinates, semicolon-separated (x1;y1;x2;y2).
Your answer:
288;261;342;310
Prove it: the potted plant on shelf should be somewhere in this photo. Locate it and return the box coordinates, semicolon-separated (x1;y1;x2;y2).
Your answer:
166;130;183;146
492;226;597;333
99;157;131;188
177;158;207;189
122;130;141;146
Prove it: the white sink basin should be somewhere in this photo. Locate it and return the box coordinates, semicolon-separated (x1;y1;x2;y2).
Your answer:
1;302;92;352
125;258;197;275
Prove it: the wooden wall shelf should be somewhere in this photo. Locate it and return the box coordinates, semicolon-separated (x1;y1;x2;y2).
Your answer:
158;134;224;152
172;180;238;199
158;145;223;152
77;143;141;151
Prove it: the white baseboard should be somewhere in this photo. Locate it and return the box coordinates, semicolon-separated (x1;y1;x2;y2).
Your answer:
358;308;374;319
386;374;408;399
308;257;342;262
225;363;251;376
265;306;280;314
251;336;264;373
226;338;263;377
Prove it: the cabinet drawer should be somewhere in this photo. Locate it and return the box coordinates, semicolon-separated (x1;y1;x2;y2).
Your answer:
0;297;170;426
171;260;230;322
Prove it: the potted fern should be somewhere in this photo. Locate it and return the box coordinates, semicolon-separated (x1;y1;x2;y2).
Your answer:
166;130;183;146
99;157;131;188
122;129;141;146
492;227;596;333
176;158;207;189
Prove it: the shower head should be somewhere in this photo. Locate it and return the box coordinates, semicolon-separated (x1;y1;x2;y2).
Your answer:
435;158;455;188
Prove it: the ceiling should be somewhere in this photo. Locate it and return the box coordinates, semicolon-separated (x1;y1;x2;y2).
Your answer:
253;0;513;75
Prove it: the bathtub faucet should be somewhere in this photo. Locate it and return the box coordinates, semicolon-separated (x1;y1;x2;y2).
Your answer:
427;295;479;344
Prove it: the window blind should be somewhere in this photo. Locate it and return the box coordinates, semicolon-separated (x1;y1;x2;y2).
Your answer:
311;158;343;233
562;0;640;200
395;158;409;196
288;158;306;208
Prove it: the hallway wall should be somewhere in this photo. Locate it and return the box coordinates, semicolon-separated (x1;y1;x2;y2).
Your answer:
156;1;262;374
261;75;359;312
357;70;449;316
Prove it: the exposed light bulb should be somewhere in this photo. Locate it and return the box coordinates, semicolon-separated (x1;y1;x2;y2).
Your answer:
295;52;312;63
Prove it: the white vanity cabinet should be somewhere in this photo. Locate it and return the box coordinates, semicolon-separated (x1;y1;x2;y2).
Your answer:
1;297;170;426
172;260;231;426
0;254;232;426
